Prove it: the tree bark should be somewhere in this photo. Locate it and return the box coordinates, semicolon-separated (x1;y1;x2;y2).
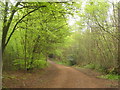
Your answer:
2;2;8;54
118;2;120;75
2;2;21;54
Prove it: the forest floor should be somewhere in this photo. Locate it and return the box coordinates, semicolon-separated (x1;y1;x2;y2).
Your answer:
3;60;119;88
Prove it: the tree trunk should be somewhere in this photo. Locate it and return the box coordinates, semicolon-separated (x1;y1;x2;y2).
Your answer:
2;2;8;54
118;2;120;75
2;2;16;54
45;54;48;66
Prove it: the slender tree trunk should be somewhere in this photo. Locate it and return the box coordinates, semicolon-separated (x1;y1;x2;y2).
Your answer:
24;21;28;70
2;2;8;54
2;2;19;54
45;54;48;66
118;2;120;75
29;35;40;69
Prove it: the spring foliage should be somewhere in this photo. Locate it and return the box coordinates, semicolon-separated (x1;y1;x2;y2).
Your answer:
1;1;120;75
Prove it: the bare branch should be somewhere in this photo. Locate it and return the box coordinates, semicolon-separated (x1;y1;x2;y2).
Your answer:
93;15;119;40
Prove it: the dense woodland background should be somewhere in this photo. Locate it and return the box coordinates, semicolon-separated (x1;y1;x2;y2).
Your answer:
0;0;120;75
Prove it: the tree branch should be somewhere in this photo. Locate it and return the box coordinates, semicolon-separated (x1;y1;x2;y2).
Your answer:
2;1;22;53
93;15;119;40
5;5;46;47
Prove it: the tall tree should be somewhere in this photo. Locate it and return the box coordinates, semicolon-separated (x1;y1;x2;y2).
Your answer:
118;1;120;75
1;1;46;54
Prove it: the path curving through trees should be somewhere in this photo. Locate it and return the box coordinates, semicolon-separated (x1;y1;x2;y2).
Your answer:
37;60;118;88
3;60;118;88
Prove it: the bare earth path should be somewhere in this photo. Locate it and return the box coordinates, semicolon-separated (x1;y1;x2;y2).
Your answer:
41;60;118;88
3;60;118;88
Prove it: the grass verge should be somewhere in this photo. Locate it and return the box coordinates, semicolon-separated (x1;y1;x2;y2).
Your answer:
73;64;120;80
97;74;120;80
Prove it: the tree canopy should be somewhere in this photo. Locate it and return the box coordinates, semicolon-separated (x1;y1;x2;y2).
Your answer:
1;0;120;75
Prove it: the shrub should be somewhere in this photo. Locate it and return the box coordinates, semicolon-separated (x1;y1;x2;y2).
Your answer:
97;74;120;80
13;59;47;70
83;63;95;69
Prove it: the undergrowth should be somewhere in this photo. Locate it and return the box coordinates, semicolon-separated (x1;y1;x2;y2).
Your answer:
13;59;49;70
54;60;71;66
75;63;120;80
97;74;120;80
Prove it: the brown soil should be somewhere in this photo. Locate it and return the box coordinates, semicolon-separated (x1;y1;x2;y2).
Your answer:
3;60;118;88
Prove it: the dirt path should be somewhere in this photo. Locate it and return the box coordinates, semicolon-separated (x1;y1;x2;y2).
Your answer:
3;60;118;88
42;60;118;88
